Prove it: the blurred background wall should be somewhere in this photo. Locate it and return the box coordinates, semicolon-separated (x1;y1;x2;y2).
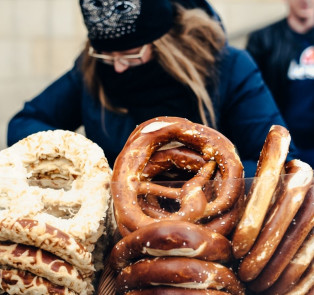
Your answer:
0;0;287;151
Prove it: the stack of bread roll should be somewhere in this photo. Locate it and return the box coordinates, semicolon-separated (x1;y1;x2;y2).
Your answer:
0;130;115;295
105;117;313;295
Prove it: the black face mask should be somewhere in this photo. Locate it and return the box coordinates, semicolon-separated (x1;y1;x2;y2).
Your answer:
96;59;202;124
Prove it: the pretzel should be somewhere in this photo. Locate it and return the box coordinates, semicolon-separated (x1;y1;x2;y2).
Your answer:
115;257;245;295
232;125;291;259
0;242;93;294
284;262;314;295
109;220;231;272
142;146;206;178
263;231;314;295
111;117;243;235
138;160;216;218
0;218;94;276
248;184;314;292
0;268;77;295
201;183;245;236
125;288;229;294
118;160;216;237
0;130;112;249
140;151;245;237
238;159;313;282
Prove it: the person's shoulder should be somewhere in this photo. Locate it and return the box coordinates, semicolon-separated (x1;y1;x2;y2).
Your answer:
250;18;287;37
218;46;259;79
221;46;254;65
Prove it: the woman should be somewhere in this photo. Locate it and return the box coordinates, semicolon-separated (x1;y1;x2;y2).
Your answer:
7;0;299;177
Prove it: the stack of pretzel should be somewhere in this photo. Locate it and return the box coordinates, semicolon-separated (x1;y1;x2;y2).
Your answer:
232;126;314;294
0;130;115;295
108;116;246;294
107;117;313;295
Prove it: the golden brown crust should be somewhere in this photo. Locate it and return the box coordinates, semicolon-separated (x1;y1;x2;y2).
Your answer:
109;220;231;272
115;257;245;295
248;185;314;292
142;146;206;178
111;117;243;235
284;262;314;295
201;184;245;236
263;231;314;295
232;125;291;259
237;160;313;282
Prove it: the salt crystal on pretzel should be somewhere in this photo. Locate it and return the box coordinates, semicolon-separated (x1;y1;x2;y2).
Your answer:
248;184;314;292
115;257;245;295
111;117;243;235
284;262;314;295
110;220;231;272
237;159;313;282
263;231;314;295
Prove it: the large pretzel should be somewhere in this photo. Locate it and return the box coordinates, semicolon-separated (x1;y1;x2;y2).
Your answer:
232;125;291;259
125;288;229;294
139;147;245;237
109;220;231;272
111;117;243;235
115;257;245;295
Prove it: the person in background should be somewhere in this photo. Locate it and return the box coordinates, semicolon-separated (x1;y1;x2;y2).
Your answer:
7;0;300;177
246;0;314;169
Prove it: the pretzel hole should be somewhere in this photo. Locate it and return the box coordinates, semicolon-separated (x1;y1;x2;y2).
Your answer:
25;155;80;191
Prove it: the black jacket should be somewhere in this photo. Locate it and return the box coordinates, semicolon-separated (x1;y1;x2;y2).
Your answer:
247;19;299;110
246;19;314;168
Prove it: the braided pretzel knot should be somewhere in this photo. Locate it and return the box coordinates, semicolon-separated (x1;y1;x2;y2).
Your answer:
111;117;243;235
138;148;245;237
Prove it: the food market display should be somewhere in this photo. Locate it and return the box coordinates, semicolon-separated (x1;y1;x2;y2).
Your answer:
108;117;313;295
0;130;114;294
0;118;313;295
